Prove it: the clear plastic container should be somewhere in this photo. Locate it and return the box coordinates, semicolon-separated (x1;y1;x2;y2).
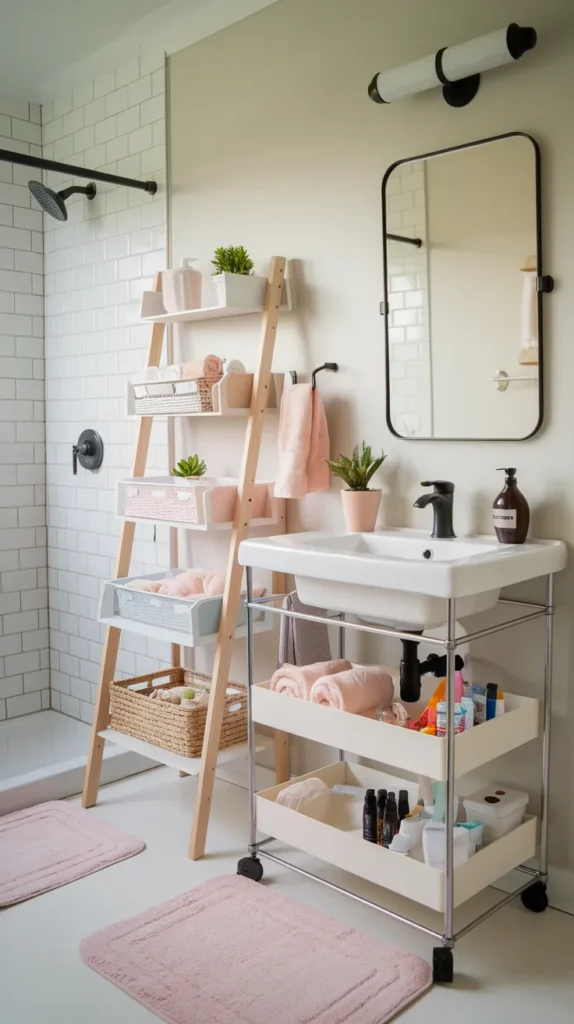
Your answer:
463;785;528;844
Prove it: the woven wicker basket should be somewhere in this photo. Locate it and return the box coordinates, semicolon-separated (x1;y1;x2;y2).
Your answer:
109;668;247;758
133;376;219;416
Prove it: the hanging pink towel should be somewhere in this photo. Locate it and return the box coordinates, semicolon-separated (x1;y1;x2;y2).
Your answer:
306;387;330;492
275;383;330;498
275;383;313;499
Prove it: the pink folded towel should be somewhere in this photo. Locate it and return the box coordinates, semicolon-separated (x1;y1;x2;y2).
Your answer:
127;579;162;593
180;355;222;380
306;388;330;493
270;659;352;700
276;777;330;812
310;665;394;714
157;569;208;597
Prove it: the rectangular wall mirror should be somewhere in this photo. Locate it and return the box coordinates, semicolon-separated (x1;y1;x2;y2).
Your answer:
382;133;544;440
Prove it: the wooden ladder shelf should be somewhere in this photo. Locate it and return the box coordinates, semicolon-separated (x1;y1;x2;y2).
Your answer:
82;256;290;860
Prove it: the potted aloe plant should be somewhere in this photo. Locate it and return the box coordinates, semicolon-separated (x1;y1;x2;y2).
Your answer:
326;442;387;532
211;245;260;308
172;455;207;479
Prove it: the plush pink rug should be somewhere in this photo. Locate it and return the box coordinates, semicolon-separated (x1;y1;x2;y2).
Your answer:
81;874;431;1023
0;801;145;906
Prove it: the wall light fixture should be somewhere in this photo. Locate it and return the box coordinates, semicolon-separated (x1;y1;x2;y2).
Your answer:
368;24;537;108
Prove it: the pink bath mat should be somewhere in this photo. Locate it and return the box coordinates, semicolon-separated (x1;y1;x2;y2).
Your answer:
81;874;431;1023
0;801;145;906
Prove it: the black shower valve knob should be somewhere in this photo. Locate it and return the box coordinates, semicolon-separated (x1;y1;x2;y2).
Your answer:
72;429;104;475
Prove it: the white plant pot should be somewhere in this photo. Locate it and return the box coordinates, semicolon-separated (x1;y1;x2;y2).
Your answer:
212;272;265;309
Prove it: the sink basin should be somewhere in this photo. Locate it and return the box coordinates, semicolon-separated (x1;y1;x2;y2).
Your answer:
239;528;566;630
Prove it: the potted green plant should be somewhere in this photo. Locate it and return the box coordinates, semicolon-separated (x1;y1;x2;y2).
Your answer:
172;455;207;479
326;442;387;532
210;245;260;308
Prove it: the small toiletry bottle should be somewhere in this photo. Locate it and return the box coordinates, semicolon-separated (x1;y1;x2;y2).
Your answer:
461;695;474;730
363;789;377;843
376;789;387;845
382;793;398;848
486;683;498;721
493;468;530;544
472;684;486;725
496;690;505;716
453;671;464;703
398;790;410;821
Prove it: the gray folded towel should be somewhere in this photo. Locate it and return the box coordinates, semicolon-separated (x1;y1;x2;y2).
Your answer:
278;591;332;667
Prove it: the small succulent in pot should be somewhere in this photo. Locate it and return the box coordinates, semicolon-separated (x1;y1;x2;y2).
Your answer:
211;245;254;276
172;455;207;478
326;442;387;533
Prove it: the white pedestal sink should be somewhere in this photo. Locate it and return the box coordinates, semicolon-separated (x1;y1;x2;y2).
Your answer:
239;528;566;630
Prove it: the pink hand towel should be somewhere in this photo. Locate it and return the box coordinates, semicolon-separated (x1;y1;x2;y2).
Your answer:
310;665;394;714
270;659;352;700
180;355;222;379
306;388;330;492
202;571;227;596
275;383;313;499
127;579;162;593
157;569;208;597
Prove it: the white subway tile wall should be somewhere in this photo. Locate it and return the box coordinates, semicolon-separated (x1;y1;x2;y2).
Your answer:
386;161;432;438
43;56;170;725
0;97;47;722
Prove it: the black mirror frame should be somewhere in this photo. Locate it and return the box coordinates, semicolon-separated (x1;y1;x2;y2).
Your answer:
381;131;550;442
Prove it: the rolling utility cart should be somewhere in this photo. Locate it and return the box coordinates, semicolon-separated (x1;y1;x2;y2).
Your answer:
237;567;556;983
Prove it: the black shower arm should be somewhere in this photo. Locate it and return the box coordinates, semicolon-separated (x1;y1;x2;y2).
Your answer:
0;148;157;194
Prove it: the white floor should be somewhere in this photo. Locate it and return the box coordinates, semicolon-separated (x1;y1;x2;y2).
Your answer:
2;767;573;1023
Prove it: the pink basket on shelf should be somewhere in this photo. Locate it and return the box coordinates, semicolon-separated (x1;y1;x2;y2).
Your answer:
121;479;272;528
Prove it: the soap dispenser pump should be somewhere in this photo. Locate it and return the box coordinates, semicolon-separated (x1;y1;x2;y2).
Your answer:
493;468;530;544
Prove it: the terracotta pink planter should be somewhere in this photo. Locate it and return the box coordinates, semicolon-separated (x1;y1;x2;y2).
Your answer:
341;489;381;532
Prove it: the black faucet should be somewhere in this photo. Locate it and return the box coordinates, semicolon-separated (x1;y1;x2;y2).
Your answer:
413;481;456;539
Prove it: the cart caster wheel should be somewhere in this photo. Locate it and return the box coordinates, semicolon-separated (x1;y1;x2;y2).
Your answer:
521;881;548;913
433;947;453;984
237;856;263;882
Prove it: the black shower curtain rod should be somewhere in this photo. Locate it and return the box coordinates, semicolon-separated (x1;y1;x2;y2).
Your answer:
0;148;157;194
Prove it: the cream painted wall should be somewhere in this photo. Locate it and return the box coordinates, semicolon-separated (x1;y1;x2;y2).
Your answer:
169;0;574;889
426;136;538;438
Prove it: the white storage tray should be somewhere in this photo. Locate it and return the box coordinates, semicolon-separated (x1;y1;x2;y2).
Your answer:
126;370;285;418
256;761;537;912
251;682;539;781
99;570;268;648
117;477;284;531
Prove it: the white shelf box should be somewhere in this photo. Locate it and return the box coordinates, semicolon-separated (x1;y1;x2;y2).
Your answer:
256;761;537;912
251;683;539;781
139;274;291;323
99;570;270;648
117;477;284;532
126;369;285;419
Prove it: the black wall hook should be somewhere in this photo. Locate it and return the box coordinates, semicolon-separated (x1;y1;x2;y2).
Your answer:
311;362;338;389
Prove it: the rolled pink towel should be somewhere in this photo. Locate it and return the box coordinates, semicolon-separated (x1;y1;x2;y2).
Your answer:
310;665;394;714
158;569;208;597
180;355;222;380
270;659;352;700
126;579;162;593
202;571;226;596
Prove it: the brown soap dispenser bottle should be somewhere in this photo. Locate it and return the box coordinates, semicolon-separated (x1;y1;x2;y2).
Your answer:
493;468;530;544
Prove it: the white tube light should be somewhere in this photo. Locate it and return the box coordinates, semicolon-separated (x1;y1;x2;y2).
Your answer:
369;24;537;108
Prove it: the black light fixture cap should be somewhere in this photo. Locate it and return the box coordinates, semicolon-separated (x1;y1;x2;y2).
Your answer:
507;23;537;60
368;73;386;103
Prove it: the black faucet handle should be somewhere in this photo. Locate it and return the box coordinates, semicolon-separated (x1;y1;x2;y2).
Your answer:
420;480;454;495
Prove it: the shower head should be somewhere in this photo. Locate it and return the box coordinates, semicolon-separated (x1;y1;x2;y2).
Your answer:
28;180;97;221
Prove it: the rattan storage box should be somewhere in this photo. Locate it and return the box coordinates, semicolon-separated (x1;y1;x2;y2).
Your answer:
109;668;247;758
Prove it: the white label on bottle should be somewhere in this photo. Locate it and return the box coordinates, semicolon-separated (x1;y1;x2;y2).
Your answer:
492;508;517;528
